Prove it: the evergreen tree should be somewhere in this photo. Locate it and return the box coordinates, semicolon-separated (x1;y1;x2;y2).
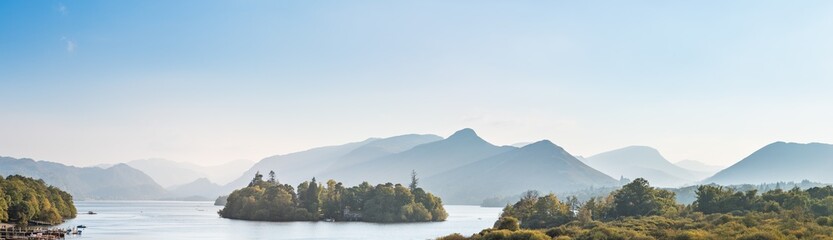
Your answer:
249;171;264;187
268;170;277;184
409;170;419;191
305;177;321;218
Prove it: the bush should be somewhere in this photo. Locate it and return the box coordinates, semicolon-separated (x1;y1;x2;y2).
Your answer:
817;217;832;226
507;230;551;240
671;230;711;240
495;217;521;231
481;230;512;240
576;226;651;240
737;231;782;240
437;233;468;240
546;225;585;238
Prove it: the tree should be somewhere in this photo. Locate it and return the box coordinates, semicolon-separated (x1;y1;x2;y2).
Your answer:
0;179;8;222
322;180;344;220
610;178;678;218
527;194;572;228
268;170;277;184
409;170;419;191
249;171;264;187
304;177;321;218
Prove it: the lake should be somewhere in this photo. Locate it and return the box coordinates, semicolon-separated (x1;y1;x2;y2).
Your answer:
57;201;501;239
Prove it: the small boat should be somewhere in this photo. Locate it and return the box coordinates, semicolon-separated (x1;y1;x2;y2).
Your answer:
77;225;87;228
88;211;97;215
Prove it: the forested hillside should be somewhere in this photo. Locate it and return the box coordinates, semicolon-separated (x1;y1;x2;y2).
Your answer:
1;175;76;225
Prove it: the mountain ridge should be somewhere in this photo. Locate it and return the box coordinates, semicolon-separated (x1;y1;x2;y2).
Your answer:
583;146;702;187
423;139;619;204
705;142;833;185
0;156;168;200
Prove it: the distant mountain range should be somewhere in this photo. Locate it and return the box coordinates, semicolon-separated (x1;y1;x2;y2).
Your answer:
221;128;619;204
5;132;831;204
0;156;167;200
582;146;707;187
224;134;443;189
126;158;254;187
423;140;619;204
325;129;516;185
705;142;833;185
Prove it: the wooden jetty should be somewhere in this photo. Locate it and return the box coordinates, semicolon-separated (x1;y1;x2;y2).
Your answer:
0;225;71;240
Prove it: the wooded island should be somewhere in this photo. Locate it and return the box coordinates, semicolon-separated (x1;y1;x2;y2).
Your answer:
219;171;447;223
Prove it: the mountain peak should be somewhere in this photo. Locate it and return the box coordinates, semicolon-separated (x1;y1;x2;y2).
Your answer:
517;140;571;157
706;141;833;185
523;140;558;149
621;145;661;154
447;128;479;140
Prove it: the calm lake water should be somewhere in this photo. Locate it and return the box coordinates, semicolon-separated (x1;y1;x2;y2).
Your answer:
57;201;501;240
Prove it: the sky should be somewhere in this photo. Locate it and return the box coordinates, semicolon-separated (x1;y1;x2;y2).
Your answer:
1;1;832;167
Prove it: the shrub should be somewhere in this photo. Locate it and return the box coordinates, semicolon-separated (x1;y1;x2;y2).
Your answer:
437;233;468;240
817;217;832;226
737;231;781;240
495;217;521;231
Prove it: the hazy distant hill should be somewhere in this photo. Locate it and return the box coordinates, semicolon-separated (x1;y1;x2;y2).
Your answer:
674;160;725;175
424;140;619;204
127;159;206;187
0;156;167;200
167;178;225;200
127;158;254;187
325;129;515;185
583;146;702;187
225;134;442;190
705;142;833;185
324;134;443;171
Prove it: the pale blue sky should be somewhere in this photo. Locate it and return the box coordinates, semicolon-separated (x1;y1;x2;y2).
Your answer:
1;1;832;167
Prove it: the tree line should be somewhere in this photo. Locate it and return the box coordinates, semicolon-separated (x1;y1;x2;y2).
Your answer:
440;178;833;240
218;170;447;223
1;175;77;225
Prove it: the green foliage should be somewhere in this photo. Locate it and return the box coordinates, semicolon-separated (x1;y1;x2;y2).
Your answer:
455;229;551;240
1;175;76;225
447;179;833;240
499;191;573;229
437;233;469;240
219;172;447;223
693;185;758;214
495;217;520;231
610;178;679;218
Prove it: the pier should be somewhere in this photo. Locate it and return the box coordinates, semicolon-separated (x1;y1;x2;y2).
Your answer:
0;225;77;240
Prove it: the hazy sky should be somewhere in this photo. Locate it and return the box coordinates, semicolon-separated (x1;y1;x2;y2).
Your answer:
1;1;832;167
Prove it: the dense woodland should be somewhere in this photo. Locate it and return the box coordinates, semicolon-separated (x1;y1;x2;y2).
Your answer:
218;171;447;222
440;178;833;240
0;175;76;225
